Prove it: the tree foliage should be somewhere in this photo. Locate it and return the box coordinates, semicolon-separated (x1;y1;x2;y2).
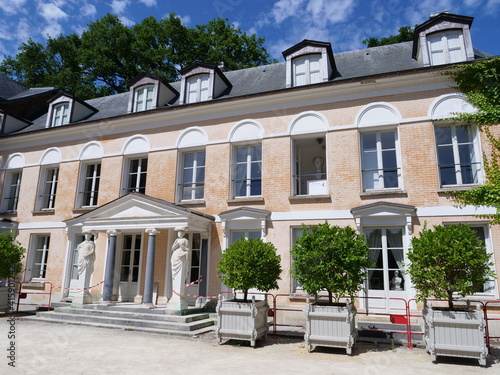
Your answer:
446;58;500;222
0;231;26;280
291;223;371;304
407;224;495;310
217;238;282;302
363;26;415;48
0;13;276;100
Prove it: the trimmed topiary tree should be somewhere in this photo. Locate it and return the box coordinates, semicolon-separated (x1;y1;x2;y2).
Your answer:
0;231;25;281
291;223;371;304
217;237;282;302
407;223;496;310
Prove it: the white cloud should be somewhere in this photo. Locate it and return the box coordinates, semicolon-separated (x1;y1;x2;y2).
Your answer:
42;22;64;38
177;14;191;26
271;0;305;24
119;16;135;26
110;0;129;15
16;18;31;42
38;2;69;22
486;0;500;11
138;0;156;6
81;3;97;17
0;0;28;15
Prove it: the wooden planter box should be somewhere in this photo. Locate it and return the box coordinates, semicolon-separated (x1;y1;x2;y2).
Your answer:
0;288;10;313
424;301;487;366
304;299;357;355
216;296;269;347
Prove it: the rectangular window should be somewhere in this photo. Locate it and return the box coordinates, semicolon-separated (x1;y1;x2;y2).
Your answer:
361;131;400;191
293;55;321;86
233;145;262;197
80;163;101;207
435;125;481;187
4;170;22;212
186;75;209;103
428;31;466;65
51;103;69;127
126;158;148;194
293;137;327;196
39;167;59;210
467;226;495;294
30;235;50;280
180;151;205;201
134;86;154;112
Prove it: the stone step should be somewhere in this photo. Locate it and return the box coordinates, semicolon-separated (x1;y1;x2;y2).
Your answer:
52;306;209;323
34;310;214;332
21;315;215;336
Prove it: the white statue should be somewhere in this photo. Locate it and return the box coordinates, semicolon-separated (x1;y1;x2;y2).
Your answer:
313;156;325;179
168;227;190;311
73;232;96;305
392;270;402;290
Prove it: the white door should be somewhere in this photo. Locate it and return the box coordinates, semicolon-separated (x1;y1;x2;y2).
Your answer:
364;227;407;313
118;234;142;302
185;233;202;305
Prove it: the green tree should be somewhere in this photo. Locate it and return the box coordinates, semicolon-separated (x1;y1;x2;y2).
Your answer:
407;224;495;310
446;58;500;223
0;13;276;99
217;238;282;302
291;223;371;304
0;231;26;280
363;26;415;48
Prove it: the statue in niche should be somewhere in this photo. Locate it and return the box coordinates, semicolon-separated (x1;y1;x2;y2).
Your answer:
313;156;325;179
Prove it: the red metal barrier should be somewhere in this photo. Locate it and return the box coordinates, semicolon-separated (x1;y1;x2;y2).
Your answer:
16;281;53;312
484;300;500;353
271;293;314;338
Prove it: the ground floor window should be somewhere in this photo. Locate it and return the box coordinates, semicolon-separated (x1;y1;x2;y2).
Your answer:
28;235;50;280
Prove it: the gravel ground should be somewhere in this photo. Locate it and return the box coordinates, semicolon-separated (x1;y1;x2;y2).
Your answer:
2;318;500;374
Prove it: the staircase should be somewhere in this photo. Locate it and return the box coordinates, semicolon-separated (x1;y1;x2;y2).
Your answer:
22;303;216;336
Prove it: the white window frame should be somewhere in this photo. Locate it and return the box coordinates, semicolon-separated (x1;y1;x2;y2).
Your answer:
293;54;321;86
360;129;402;191
133;85;155;112
51;103;69;127
292;136;327;196
78;162;101;208
186;74;210;103
123;157;148;194
232;144;262;198
2;169;22;212
27;235;50;281
37;166;59;210
435;124;482;187
427;30;466;65
178;150;205;202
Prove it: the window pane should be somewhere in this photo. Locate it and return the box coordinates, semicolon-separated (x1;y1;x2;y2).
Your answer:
382;150;397;170
362;133;377;151
196;167;205;183
435;126;452;145
380;131;395;149
456;126;473;144
196;152;206;166
250;179;261;196
251;146;262;161
250;162;261;179
440;166;457;185
184;153;195;168
235;164;247;180
183;168;193;184
363;151;378;171
368;270;384;290
235;181;246;196
236;147;248;162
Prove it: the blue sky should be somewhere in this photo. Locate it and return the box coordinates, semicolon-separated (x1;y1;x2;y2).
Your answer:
0;0;499;62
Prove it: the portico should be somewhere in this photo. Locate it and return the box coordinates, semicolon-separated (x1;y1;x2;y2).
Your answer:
64;192;214;306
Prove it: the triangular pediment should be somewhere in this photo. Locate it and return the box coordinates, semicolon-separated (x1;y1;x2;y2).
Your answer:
66;193;214;232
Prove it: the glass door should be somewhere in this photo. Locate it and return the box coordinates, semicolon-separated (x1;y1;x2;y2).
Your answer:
364;227;406;312
118;234;142;302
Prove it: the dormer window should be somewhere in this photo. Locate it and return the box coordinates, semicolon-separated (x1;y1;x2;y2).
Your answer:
186;74;210;103
134;85;154;112
428;30;466;65
51;103;69;127
293;54;321;86
127;72;179;113
282;40;336;88
412;13;474;67
179;62;232;105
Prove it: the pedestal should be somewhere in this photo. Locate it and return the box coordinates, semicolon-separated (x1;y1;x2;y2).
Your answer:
71;267;93;307
167;264;188;312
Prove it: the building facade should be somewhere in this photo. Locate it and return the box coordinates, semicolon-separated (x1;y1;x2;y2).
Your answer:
1;12;498;313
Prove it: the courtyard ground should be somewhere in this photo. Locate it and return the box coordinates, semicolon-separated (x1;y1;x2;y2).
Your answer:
2;317;499;374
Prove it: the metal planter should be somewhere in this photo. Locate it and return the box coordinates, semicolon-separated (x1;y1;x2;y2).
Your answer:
423;301;487;366
304;299;357;355
216;296;269;347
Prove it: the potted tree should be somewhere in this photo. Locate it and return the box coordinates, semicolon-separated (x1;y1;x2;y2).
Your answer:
0;231;26;313
291;223;371;355
407;223;495;366
216;237;282;347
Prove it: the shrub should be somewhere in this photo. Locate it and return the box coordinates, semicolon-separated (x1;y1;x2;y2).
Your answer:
0;231;26;280
217;238;282;302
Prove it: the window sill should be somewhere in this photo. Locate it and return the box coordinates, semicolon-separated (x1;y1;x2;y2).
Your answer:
178;199;206;206
227;196;264;204
0;211;17;216
32;209;55;215
438;185;482;193
73;207;95;214
360;189;407;197
22;281;46;289
288;195;331;202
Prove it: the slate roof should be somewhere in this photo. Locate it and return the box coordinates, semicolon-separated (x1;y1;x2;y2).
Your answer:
0;40;495;137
